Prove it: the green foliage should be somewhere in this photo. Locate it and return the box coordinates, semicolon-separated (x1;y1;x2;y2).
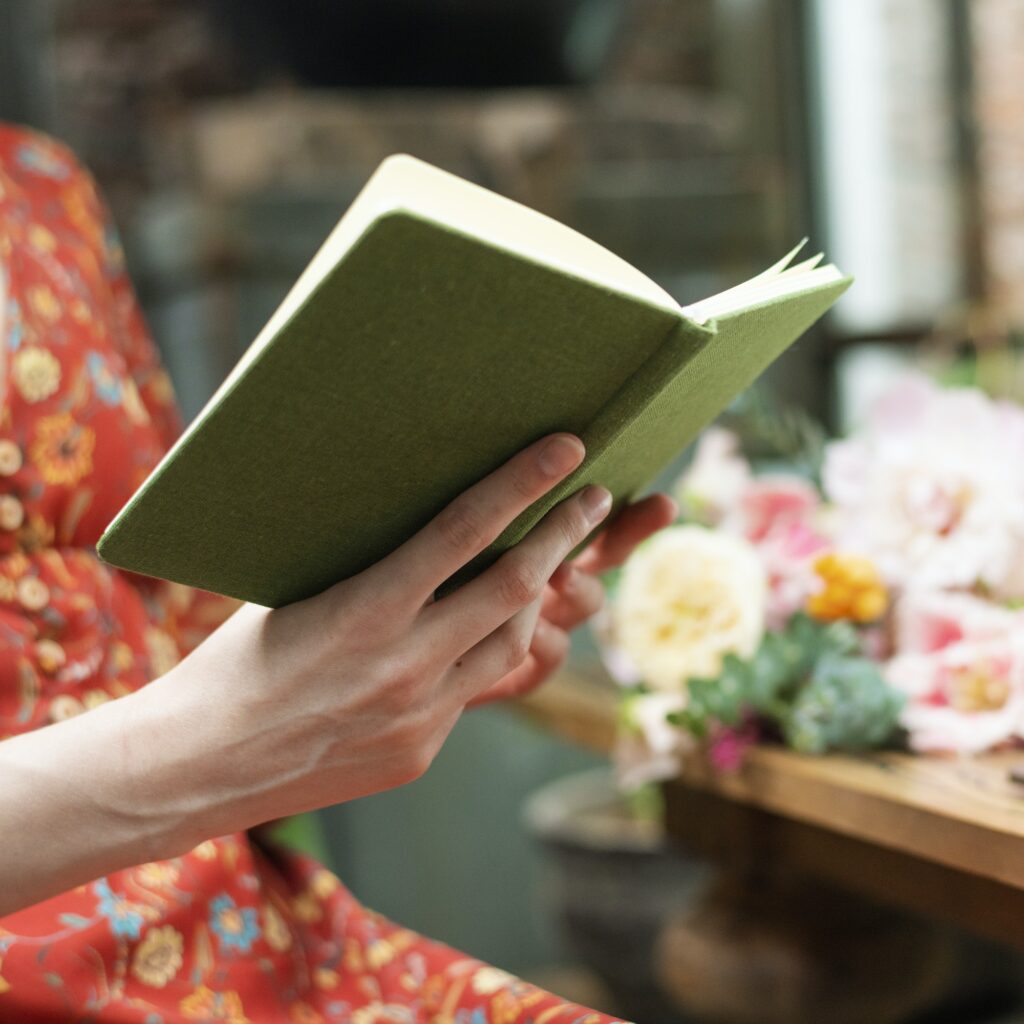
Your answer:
722;385;829;485
672;614;903;755
783;652;905;754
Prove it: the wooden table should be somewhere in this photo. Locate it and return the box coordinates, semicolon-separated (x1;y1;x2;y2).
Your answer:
517;668;1024;952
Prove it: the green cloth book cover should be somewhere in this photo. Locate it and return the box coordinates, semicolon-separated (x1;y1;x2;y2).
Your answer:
98;155;850;607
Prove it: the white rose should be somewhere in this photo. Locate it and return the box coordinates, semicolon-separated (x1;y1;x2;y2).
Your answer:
614;691;691;789
613;525;766;693
673;427;751;526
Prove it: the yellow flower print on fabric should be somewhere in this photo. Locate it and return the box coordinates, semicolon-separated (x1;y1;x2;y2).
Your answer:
12;346;61;403
136;862;181;889
261;903;292;953
366;931;415;971
27;284;61;323
180;985;250;1023
149;368;176;408
109;640;135;674
122;377;151;426
48;694;84;721
145;627;180;677
83;688;113;709
288;1003;324;1024
27;224;57;252
30;413;94;486
291;891;323;924
313;967;340;989
491;988;525;1024
343;937;365;974
471;966;515;996
131;925;184;988
365;939;397;972
351;1006;392;1024
309;868;340;899
34;639;65;674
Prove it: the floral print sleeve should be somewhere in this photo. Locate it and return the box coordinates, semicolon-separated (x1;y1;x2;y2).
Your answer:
0;123;631;1024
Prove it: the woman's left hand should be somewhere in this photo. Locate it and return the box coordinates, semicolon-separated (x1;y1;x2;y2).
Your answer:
467;493;677;707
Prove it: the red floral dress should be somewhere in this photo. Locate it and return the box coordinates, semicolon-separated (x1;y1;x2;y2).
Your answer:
0;124;628;1024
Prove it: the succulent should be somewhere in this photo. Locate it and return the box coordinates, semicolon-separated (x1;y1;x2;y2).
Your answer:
670;614;904;755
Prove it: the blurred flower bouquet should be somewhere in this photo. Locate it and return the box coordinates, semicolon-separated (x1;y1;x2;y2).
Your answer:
602;374;1024;786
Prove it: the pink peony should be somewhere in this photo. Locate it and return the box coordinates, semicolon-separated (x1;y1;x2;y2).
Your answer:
885;591;1024;752
724;475;831;629
823;374;1024;594
730;475;821;543
893;589;1020;654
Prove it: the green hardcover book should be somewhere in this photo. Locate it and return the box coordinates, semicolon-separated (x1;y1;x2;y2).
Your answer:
97;154;850;607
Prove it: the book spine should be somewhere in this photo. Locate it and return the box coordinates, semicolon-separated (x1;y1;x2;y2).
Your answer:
437;314;706;594
501;313;714;549
575;314;714;469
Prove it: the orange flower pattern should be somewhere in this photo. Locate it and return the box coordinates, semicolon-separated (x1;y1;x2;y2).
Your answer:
0;124;631;1023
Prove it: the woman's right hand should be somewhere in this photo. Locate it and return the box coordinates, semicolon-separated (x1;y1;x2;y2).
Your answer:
136;433;610;845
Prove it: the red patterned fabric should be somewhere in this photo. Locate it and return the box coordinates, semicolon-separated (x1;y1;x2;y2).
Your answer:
0;124;627;1024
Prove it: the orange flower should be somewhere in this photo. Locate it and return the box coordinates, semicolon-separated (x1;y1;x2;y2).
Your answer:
30;413;94;486
288;1003;324;1024
491;988;524;1024
806;552;888;624
180;985;250;1023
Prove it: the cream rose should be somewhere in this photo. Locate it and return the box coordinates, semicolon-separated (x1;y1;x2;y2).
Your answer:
613;526;766;692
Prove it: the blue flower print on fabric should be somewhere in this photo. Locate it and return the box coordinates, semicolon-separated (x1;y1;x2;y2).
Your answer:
93;878;144;939
209;892;261;954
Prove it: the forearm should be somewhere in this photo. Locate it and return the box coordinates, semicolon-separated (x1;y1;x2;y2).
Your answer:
0;667;255;916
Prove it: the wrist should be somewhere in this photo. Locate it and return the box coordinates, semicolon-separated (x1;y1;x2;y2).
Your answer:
125;644;320;851
119;665;258;855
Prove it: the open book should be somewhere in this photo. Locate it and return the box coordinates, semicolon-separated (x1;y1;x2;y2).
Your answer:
98;155;849;606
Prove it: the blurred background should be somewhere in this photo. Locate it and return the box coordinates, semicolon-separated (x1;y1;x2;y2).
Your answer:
4;1;1024;1020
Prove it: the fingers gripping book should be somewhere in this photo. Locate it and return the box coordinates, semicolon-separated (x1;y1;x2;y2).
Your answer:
98;155;849;606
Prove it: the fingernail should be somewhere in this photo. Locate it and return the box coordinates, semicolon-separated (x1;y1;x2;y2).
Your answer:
581;485;612;524
538;435;584;478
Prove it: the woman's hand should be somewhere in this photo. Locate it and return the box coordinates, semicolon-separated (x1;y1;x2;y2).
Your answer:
0;433;676;913
466;493;676;707
131;434;625;842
